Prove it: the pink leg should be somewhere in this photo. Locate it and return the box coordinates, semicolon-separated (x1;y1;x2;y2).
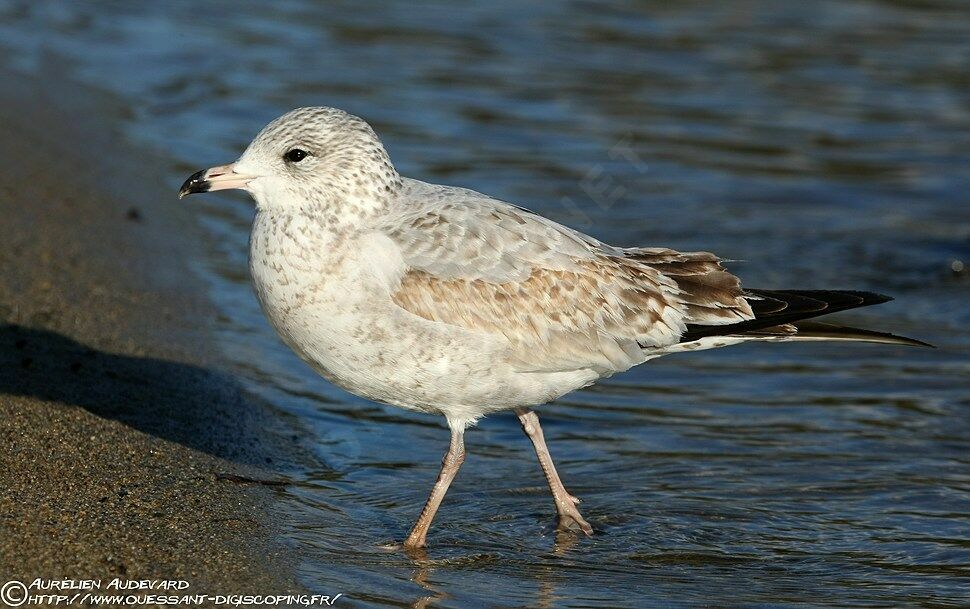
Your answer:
404;427;465;549
515;407;593;535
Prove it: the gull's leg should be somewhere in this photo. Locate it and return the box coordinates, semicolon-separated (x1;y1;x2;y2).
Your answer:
515;407;593;535
404;426;466;549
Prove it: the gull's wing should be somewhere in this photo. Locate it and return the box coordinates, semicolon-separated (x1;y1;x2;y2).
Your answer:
381;180;753;373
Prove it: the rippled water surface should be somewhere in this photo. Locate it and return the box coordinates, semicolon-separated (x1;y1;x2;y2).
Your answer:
2;1;967;606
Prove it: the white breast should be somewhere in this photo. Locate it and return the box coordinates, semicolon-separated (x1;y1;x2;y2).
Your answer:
249;212;394;375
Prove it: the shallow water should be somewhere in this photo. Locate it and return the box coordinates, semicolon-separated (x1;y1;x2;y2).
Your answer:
1;1;968;606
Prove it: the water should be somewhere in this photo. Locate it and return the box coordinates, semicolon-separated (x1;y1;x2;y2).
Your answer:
2;1;967;606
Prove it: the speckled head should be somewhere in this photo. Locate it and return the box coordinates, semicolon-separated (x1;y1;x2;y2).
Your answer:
180;107;402;223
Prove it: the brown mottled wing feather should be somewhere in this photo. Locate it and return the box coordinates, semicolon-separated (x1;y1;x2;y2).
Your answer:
622;248;753;326
383;186;756;373
390;257;686;373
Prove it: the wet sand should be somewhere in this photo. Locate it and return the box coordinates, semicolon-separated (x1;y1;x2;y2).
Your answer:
0;68;304;590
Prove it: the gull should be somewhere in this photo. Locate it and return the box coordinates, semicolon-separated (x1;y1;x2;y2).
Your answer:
179;107;928;549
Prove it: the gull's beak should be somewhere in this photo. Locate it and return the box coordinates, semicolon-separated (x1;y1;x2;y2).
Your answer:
178;163;255;199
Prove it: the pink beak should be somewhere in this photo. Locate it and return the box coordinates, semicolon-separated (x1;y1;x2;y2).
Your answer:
178;163;255;199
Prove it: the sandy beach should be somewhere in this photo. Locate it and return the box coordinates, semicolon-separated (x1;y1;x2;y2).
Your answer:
0;68;303;591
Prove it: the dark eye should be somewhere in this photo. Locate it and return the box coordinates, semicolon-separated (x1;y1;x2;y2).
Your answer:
283;148;308;163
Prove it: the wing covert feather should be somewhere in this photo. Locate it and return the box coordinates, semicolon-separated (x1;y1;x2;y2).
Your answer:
381;182;753;372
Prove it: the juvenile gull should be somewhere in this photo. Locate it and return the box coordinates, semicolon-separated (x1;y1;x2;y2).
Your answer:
180;107;928;549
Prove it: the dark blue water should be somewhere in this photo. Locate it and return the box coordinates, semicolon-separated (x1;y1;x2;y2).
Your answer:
1;1;967;607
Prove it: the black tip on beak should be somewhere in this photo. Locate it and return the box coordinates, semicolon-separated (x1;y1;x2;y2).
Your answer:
178;169;210;199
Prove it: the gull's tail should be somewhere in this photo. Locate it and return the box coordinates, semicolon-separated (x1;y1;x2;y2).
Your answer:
681;289;932;348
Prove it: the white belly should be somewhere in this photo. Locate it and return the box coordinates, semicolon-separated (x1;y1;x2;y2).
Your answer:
248;212;589;423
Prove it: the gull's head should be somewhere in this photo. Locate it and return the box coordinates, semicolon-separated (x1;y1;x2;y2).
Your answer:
179;107;400;214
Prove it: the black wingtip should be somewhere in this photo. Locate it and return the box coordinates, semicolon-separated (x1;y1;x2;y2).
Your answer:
901;334;936;349
790;321;935;348
683;289;907;344
858;291;894;306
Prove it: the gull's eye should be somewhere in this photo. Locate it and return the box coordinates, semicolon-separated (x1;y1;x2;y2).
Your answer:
283;148;308;163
